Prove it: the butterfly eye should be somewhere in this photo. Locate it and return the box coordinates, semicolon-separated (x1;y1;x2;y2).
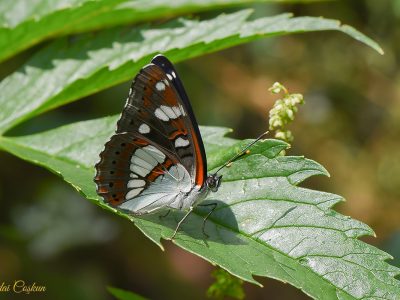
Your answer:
206;175;222;192
206;177;215;187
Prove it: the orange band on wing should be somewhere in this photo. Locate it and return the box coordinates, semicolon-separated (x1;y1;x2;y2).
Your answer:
146;158;174;182
168;128;188;140
190;127;205;186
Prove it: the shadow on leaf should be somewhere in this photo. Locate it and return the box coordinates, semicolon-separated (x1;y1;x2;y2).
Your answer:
139;199;245;245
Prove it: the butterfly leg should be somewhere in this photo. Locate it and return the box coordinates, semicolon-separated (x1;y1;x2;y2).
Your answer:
198;202;218;238
170;206;194;240
159;209;171;220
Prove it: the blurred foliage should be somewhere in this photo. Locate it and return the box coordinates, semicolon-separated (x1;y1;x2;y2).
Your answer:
107;286;148;300
207;268;245;300
1;1;400;300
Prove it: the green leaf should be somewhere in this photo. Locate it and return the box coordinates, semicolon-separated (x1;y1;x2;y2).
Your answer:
0;0;123;63
1;119;399;299
0;0;332;63
0;10;383;134
107;286;148;300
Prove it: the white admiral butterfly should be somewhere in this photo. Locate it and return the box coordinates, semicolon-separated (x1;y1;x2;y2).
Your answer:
94;54;265;239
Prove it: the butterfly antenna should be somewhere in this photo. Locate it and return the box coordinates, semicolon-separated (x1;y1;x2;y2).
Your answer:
215;131;269;174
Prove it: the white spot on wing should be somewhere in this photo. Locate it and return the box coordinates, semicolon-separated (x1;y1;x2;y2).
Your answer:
135;148;158;165
130;173;138;178
143;145;165;163
131;155;154;170
138;123;150;134
126;188;143;200
156;105;182;120
179;104;186;116
127;179;145;188
175;137;190;148
156;81;166;91
155;108;169;121
131;164;150;177
172;106;182;117
161;105;176;119
167;74;173;80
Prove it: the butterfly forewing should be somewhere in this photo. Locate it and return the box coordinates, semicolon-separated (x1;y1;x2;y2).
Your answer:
151;55;207;186
95;55;207;215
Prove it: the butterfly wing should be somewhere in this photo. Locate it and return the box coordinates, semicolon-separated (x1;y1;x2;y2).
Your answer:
150;54;207;186
95;55;207;214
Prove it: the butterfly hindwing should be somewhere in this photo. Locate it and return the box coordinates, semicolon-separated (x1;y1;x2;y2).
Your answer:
95;131;193;214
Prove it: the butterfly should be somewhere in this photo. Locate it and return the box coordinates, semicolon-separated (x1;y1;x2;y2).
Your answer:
94;54;265;239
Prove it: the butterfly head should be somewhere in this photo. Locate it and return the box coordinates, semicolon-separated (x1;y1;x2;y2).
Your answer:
206;174;222;192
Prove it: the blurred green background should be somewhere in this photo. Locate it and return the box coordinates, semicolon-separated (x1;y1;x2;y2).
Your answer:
1;1;399;299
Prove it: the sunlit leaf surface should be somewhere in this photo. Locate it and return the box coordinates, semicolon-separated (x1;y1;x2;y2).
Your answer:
0;0;336;62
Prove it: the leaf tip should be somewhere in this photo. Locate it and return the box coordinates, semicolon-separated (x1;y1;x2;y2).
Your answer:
339;24;384;55
320;164;330;178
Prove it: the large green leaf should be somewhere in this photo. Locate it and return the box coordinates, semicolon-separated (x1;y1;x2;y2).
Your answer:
0;0;330;63
0;0;123;63
1;118;399;299
0;10;383;134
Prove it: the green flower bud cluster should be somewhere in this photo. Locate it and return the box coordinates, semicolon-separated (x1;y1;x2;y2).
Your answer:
268;82;304;143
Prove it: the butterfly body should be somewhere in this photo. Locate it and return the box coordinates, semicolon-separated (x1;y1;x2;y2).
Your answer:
95;55;221;219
